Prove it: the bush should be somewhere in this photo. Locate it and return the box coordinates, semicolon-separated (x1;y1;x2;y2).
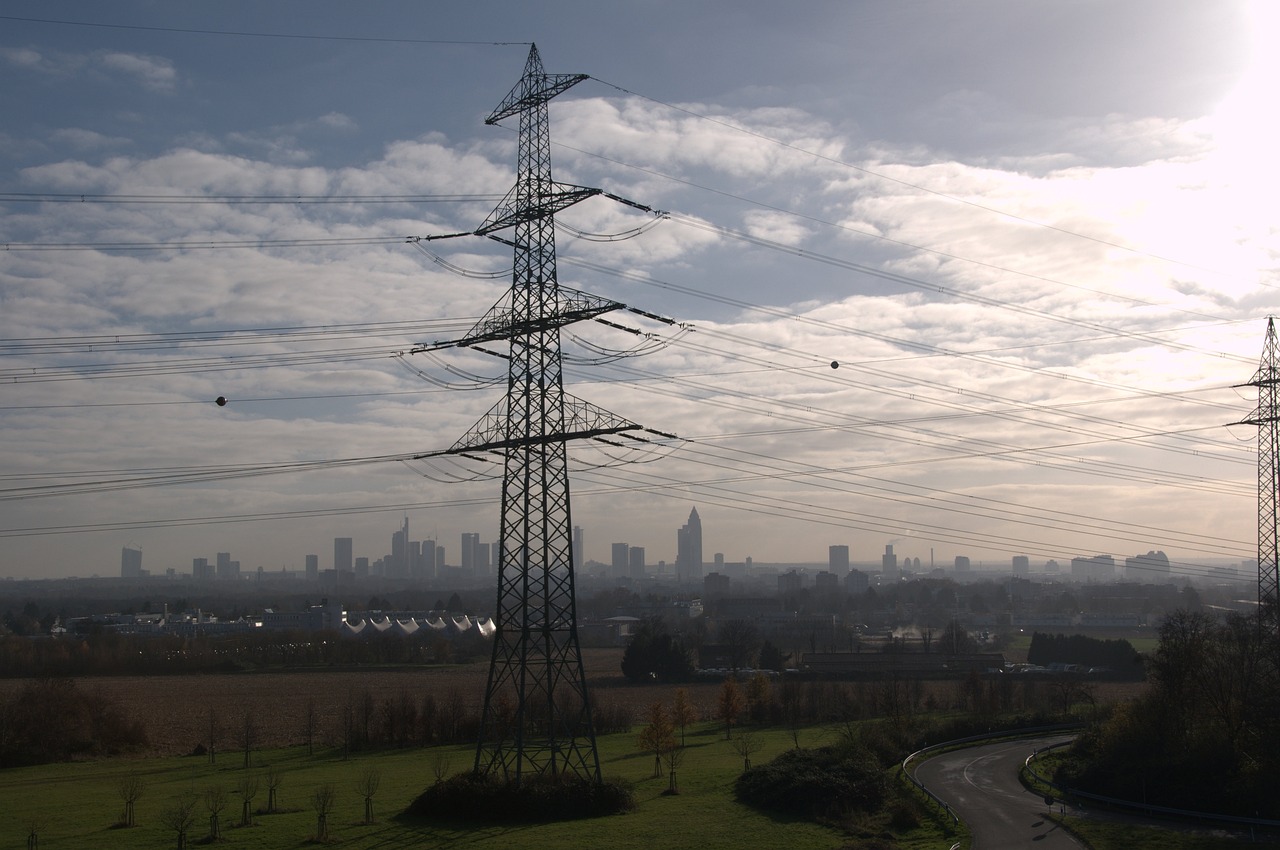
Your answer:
405;771;634;823
735;744;886;820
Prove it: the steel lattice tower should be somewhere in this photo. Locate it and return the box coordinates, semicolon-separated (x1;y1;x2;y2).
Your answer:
439;44;647;785
1239;317;1280;637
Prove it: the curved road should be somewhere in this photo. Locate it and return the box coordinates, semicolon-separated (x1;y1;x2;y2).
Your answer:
913;735;1082;849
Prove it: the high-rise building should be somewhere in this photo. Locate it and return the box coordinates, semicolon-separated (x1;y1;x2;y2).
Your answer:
676;507;703;583
954;555;971;573
334;537;353;575
829;545;850;574
355;556;370;578
461;532;478;572
216;551;238;581
419;539;437;579
703;571;730;598
1012;555;1030;575
305;554;319;581
1072;554;1115;581
611;543;630;578
629;546;646;579
192;557;214;581
572;525;584;572
778;570;803;596
121;546;143;579
845;568;869;594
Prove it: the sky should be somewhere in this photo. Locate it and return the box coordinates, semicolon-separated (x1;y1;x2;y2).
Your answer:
1;1;1277;582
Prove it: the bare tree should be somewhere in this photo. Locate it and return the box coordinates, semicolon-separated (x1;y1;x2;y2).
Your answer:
730;729;764;771
158;795;198;850
303;698;317;756
204;785;227;841
356;766;381;824
23;816;45;850
240;709;257;769
206;706;219;765
431;752;452;784
718;619;761;673
265;766;282;814
116;772;145;827
311;783;336;841
661;743;686;794
233;774;260;827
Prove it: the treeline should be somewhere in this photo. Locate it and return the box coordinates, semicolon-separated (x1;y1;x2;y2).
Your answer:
0;679;148;767
0;628;491;678
1063;610;1280;817
1026;632;1144;679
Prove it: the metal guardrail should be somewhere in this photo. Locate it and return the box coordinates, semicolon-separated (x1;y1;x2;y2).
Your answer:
1025;740;1280;831
899;723;1084;826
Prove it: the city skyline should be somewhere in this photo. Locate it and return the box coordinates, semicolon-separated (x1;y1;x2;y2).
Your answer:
1;3;1276;581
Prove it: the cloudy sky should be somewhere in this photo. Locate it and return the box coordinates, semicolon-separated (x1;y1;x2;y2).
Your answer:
1;1;1276;582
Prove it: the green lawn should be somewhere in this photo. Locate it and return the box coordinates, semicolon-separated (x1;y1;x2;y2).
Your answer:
0;724;957;849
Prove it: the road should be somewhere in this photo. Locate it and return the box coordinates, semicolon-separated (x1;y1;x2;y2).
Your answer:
912;735;1083;849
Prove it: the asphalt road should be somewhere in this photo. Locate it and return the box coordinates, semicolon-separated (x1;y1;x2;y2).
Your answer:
912;735;1083;849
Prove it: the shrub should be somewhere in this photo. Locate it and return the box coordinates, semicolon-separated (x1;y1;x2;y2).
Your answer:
405;771;634;823
735;744;886;820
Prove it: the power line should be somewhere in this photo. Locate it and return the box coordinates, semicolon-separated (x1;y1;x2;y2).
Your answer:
0;15;528;46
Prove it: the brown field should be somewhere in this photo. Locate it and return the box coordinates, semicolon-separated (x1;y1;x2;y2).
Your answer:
0;649;1146;757
0;649;731;757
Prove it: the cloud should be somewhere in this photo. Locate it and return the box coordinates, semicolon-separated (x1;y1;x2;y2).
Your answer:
99;52;177;92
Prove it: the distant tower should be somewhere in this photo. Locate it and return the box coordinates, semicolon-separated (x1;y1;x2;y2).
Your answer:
829;545;850;574
334;537;353;575
1239;317;1280;636
676;508;703;582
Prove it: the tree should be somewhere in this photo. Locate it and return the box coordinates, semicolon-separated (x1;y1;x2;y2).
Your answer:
159;795;198;850
940;620;975;654
718;619;761;673
636;701;676;778
233;774;259;828
671;688;697;746
356;766;381;825
717;678;744;740
265;766;282;814
24;816;45;850
621;618;693;683
745;672;772;723
730;729;764;771
204;785;227;841
662;742;686;794
206;707;219;765
311;783;336;841
240;709;257;769
116;772;144;828
757;639;787;671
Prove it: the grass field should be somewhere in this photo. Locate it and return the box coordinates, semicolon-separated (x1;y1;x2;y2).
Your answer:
0;721;960;850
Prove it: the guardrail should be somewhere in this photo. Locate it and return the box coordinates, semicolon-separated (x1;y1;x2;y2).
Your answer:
1025;741;1280;832
900;723;1084;826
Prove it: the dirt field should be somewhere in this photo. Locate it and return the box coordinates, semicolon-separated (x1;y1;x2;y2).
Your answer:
0;648;730;757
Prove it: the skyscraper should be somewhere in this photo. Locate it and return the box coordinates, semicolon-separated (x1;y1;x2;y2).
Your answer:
334;537;353;575
628;546;645;579
120;546;143;579
829;545;850;574
572;525;584;572
676;507;703;583
611;543;630;578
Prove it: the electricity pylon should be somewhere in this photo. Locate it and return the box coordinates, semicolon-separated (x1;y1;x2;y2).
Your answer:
1238;316;1280;637
422;44;659;785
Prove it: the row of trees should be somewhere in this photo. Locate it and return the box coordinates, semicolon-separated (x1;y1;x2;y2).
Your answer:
0;678;147;767
1064;610;1280;817
0;627;491;678
1026;631;1143;678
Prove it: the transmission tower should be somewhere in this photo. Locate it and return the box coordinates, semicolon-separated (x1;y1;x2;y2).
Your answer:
1239;316;1280;637
419;44;660;785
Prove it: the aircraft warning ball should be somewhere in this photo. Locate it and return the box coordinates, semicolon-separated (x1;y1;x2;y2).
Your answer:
215;396;227;407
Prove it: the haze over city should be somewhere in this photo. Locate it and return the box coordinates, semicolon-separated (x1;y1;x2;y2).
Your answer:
2;1;1277;582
